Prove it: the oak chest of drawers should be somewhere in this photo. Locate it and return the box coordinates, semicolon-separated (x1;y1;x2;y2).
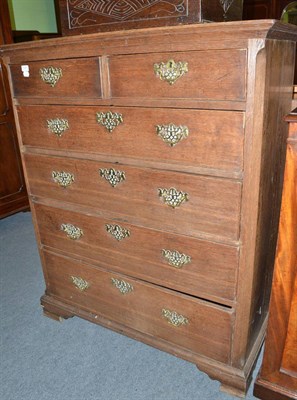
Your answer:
1;20;296;397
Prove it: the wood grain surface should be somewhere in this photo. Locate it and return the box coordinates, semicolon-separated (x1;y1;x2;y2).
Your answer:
109;49;246;102
254;109;297;400
43;249;233;364
0;60;29;218
34;202;239;304
231;38;296;369
10;58;101;99
17;105;244;176
24;153;242;242
1;20;296;397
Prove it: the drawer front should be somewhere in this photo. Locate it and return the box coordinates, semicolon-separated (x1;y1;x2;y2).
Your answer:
34;203;238;303
18;105;244;174
109;50;246;101
10;58;101;98
25;154;242;241
43;250;232;363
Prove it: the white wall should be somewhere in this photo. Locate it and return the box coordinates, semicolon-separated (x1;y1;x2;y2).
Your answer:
8;0;57;33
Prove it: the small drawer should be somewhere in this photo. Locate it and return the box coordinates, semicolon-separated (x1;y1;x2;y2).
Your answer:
18;105;244;175
43;250;233;363
25;154;242;241
109;50;246;102
10;58;101;99
34;203;238;303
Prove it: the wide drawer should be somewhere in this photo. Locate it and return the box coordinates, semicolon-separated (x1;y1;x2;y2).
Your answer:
109;50;246;102
43;250;233;363
34;203;238;303
10;58;101;98
25;154;242;241
18;105;244;175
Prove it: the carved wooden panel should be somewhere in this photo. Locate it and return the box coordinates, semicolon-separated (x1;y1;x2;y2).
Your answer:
71;0;187;22
58;0;244;35
65;0;188;28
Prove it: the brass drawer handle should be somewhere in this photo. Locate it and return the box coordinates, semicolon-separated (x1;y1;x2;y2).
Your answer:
158;187;189;208
39;66;62;87
154;59;188;85
111;278;133;295
105;224;130;241
99;168;126;187
52;171;74;187
96;111;123;133
47;118;69;137
71;276;89;291
162;249;191;269
162;308;189;327
156;124;189;147
61;223;83;240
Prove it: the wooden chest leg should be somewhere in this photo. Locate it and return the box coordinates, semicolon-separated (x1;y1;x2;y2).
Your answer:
41;294;75;322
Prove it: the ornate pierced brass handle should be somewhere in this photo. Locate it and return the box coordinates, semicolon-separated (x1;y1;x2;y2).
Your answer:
162;308;189;327
105;224;130;241
154;59;188;85
162;249;191;269
39;66;62;87
61;223;83;240
158;187;189;208
71;276;89;291
156;124;189;147
47;118;69;137
111;278;133;294
52;171;74;187
96;111;123;133
99;168;126;187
